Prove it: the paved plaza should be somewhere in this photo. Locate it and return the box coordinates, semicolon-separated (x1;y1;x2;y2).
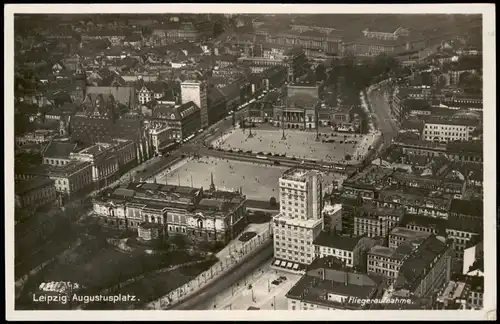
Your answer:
156;156;286;201
156;156;343;201
211;128;364;163
206;259;301;310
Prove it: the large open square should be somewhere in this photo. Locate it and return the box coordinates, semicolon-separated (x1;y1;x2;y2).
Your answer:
156;157;287;201
211;128;366;163
155;157;341;201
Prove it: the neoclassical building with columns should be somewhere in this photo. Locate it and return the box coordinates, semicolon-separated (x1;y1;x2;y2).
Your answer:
91;180;247;244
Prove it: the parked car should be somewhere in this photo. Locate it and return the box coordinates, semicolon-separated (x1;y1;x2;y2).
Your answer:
271;280;281;285
279;276;287;281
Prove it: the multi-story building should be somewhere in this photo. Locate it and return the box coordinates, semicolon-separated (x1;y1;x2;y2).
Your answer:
422;118;478;143
148;101;201;141
265;30;343;58
367;244;413;284
15;176;57;220
342;37;405;56
148;126;176;155
16;160;93;198
237;47;307;84
388;227;432;249
285;256;385;310
285;47;308;83
92;181;247;244
313;233;377;269
462;239;483;275
341;165;393;200
272;168;325;270
181;80;208;129
70;139;137;188
378;189;450;220
399;213;448;237
393;235;453;299
446;141;483;163
465;276;484;310
15;129;57;147
353;205;403;239
436;281;470;309
445;199;483;272
321;203;342;232
138;83;169;105
272;84;320;130
41;141;80;167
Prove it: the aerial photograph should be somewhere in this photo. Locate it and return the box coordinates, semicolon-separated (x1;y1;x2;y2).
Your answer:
11;10;487;314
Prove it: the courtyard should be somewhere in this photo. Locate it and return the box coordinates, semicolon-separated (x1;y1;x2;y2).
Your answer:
210;128;367;163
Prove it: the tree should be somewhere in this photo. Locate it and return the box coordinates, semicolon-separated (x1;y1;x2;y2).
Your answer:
315;64;327;82
345;154;352;161
170;235;188;250
269;197;277;207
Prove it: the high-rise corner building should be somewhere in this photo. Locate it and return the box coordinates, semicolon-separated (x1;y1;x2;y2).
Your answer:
272;168;325;270
181;80;208;129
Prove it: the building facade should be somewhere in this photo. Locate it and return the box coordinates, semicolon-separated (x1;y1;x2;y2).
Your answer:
181;80;208;129
92;182;247;245
149;126;175;155
272;169;325;269
422;118;478;143
70;139;137;188
15;176;57;219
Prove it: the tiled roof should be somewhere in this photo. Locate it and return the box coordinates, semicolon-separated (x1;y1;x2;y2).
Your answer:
219;83;240;101
15;176;54;195
178;101;200;119
400;214;447;234
449;199;483;218
394;235;450;292
313;232;363;251
86;86;136;107
42;141;78;159
69;116;141;145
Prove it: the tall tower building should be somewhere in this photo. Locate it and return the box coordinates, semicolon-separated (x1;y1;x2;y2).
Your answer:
181;80;208;129
272;168;325;269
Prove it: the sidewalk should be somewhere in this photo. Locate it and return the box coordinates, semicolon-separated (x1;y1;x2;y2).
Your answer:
210;260;302;310
147;223;272;309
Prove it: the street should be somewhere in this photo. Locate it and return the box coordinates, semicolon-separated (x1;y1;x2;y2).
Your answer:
167;244;274;310
367;87;399;150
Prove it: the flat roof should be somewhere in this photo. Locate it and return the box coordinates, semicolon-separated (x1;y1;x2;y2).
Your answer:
274;213;323;229
281;168;320;182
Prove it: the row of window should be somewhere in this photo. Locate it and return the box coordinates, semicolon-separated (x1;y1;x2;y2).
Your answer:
275;235;311;244
23;188;55;204
368;260;400;269
318;248;352;258
368;267;398;277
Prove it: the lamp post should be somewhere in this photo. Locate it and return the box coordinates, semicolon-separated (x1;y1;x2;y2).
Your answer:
281;114;286;140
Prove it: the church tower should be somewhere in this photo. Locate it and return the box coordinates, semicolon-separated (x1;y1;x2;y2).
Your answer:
73;60;87;104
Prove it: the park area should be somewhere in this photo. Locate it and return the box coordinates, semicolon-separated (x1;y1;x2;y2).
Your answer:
210;128;369;164
156;156;342;202
16;236;212;310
